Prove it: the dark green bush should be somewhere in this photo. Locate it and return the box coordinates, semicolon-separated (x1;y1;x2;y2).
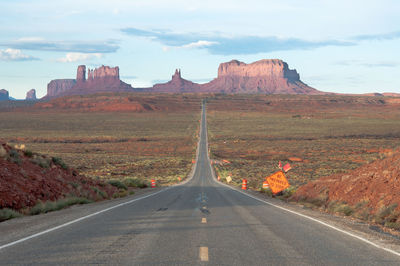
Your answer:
0;208;22;222
8;149;21;165
29;197;92;215
124;178;148;188
52;157;68;169
108;180;128;190
23;150;33;157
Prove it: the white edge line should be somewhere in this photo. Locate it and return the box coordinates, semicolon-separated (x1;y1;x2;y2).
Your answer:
204;105;400;258
0;103;207;251
0;188;169;251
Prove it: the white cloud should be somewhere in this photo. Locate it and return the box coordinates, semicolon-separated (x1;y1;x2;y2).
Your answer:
0;48;38;61
180;40;218;49
57;52;103;63
161;40;218;52
17;37;45;42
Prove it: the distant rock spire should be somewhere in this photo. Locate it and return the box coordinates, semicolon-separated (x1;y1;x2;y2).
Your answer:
26;89;37;100
173;68;181;79
0;89;9;101
76;65;86;82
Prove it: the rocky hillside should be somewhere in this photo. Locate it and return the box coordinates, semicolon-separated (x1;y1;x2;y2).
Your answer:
0;143;117;211
291;149;400;227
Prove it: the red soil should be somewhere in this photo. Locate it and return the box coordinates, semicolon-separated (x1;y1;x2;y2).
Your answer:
0;143;117;210
291;150;400;213
31;93;201;112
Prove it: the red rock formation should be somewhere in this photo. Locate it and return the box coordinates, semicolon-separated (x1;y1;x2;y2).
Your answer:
148;59;323;94
0;89;9;101
25;89;37;100
87;65;119;81
44;65;134;98
201;59;321;94
152;69;201;92
76;65;86;83
46;79;76;98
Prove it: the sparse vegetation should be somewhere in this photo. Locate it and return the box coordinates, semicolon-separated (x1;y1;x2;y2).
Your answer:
8;149;21;165
52;156;68;169
123;178;148;188
0;95;200;187
374;203;398;224
30;155;51;168
23;149;33;157
92;187;107;199
108;180;128;190
0;208;22;222
207;95;400;188
29;197;93;215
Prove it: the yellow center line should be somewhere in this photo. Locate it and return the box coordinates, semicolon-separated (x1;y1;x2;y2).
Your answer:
199;247;209;261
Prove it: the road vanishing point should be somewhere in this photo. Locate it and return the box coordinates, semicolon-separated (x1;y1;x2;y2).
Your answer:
1;102;400;265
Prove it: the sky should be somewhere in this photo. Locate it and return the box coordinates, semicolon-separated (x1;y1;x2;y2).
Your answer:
0;0;399;99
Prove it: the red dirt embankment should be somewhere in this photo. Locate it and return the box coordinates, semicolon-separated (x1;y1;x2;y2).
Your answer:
291;149;400;214
0;143;117;210
31;93;202;112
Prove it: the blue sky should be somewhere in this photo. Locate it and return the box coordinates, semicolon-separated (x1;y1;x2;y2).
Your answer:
1;0;399;98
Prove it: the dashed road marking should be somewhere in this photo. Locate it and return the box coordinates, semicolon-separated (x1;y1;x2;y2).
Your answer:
201;218;207;224
199;246;209;261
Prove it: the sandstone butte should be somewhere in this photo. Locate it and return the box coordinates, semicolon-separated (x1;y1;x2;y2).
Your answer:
25;89;37;100
0;89;9;101
44;59;325;98
147;59;322;95
44;65;134;98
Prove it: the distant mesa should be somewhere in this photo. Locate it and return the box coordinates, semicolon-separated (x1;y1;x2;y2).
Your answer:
201;59;321;94
45;65;135;98
148;59;323;95
44;59;321;98
25;89;37;101
0;89;9;101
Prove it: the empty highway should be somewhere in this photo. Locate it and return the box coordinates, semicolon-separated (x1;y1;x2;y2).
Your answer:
1;102;400;265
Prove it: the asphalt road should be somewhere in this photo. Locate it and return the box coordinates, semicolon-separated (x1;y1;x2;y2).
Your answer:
1;103;400;265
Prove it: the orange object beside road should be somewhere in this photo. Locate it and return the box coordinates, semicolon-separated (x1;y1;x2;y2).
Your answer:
192;159;196;164
242;179;247;190
262;181;270;189
266;171;289;194
283;163;292;173
151;179;156;188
